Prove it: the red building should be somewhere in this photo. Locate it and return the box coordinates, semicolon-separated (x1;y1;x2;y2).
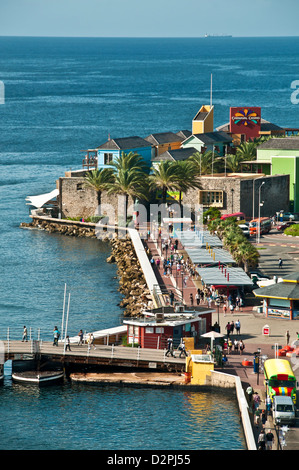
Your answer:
230;106;262;141
123;307;213;350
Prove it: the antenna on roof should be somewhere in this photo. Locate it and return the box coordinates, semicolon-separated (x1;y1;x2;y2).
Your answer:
210;73;213;107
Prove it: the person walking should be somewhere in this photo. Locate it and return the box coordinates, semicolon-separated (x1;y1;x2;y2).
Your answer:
235;319;241;335
253;392;261;411
169;290;174;306
246;385;253;403
22;326;28;342
53;326;60;346
278;257;283;269
65;335;71;351
265;429;275;450
190;293;194;307
239;339;245;355
226;322;231;337
285;330;290;345
166;337;174;357
78;329;84;346
179;339;187;358
258;429;266;450
87;333;96;350
195;291;200;306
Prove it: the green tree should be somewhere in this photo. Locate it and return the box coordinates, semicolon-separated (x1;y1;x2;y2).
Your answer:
189;150;220;175
107;167;148;226
84;168;115;213
149;161;181;204
174;160;202;210
111;151;149;174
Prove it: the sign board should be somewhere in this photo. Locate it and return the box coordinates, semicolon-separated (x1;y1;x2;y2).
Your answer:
262;324;270;336
230;106;261;140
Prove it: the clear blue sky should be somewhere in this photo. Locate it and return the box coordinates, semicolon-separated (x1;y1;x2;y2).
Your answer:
1;0;298;37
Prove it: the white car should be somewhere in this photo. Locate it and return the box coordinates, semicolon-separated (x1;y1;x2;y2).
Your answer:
239;224;250;237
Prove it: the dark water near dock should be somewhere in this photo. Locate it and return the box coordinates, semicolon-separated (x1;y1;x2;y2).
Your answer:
1;36;298;450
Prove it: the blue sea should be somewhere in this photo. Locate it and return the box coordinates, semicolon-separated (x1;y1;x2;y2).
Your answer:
0;36;298;451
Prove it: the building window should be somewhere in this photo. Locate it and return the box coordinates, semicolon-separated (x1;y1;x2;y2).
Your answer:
76;183;84;191
104;153;113;165
145;327;154;334
155;327;164;334
199;190;223;207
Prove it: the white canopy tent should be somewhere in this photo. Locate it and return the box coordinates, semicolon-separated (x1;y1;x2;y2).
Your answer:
26;188;59;208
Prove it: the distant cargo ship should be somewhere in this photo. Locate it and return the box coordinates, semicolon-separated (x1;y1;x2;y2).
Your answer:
204;33;232;38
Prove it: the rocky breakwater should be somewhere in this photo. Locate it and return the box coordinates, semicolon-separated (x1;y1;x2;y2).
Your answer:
107;236;153;317
20;217;97;238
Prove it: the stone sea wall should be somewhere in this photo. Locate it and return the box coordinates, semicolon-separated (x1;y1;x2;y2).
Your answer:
20;216;152;317
107;236;152;317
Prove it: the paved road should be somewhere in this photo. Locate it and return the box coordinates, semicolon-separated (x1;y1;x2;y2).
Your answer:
251;228;299;277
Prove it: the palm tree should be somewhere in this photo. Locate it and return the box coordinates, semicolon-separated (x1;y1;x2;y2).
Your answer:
111;151;149;174
225;154;244;172
84;168;115;213
106;167;148;226
174;160;202;209
236;141;258;161
149;161;181;204
236;242;260;272
189;150;219;175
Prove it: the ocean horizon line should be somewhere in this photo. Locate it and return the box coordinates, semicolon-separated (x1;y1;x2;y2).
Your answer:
0;35;298;39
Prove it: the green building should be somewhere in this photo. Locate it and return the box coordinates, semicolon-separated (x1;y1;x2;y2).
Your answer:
243;137;299;212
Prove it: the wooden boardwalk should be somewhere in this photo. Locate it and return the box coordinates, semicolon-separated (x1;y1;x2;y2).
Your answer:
3;340;187;372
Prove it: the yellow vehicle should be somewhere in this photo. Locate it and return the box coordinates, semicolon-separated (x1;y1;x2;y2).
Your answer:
264;358;297;404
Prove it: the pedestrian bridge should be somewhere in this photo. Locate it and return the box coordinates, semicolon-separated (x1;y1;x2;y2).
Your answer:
2;339;186;373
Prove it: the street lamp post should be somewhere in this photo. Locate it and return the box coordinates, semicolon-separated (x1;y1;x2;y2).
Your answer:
257;182;265;244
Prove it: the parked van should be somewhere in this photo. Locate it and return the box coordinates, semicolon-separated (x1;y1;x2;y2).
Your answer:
272;396;296;426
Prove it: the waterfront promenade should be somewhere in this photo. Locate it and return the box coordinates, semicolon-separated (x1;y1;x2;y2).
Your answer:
145;230;299;450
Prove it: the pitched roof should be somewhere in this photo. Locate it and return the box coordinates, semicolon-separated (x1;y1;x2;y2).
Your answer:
193;131;233;145
176;130;192;140
193;111;208;121
152;147;197;162
145;132;183;146
216;119;284;133
258;137;299;151
97;136;152;150
254;281;299;299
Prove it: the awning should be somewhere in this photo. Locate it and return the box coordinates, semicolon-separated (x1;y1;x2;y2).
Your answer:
196;266;253;286
26;189;59;208
176;230;223;248
185;246;235;265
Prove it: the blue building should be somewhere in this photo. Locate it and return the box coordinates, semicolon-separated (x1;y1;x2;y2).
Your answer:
96;136;153;170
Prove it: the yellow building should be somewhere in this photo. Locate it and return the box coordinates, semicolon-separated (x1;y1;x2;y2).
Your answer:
145;131;184;158
186;352;215;385
192;105;214;135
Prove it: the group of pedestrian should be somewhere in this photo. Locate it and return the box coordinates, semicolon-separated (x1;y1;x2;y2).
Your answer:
165;337;188;358
247;388;275;450
225;320;241;336
48;326;96;350
224;337;245;355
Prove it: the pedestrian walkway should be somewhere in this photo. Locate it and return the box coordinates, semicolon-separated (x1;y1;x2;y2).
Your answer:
145;236;210;308
145;233;299;450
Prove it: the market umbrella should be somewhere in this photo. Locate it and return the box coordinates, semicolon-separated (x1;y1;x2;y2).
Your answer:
201;331;224;349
